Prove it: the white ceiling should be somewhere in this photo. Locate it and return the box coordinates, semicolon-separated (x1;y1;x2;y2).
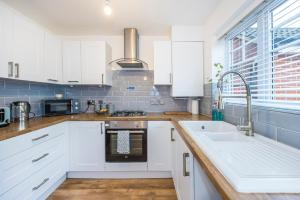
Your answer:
2;0;221;35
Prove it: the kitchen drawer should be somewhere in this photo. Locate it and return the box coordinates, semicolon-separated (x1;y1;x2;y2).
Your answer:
30;123;66;146
0;156;65;200
31;156;66;199
0;147;33;195
0;123;66;161
0;133;32;161
0;133;66;195
31;134;65;172
0;177;33;200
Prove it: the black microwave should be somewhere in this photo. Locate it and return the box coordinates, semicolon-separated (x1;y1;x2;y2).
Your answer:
42;99;81;116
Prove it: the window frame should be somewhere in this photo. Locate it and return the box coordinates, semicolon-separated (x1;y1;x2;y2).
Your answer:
224;0;300;111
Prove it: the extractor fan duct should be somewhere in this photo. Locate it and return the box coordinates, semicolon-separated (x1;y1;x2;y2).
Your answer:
109;28;148;70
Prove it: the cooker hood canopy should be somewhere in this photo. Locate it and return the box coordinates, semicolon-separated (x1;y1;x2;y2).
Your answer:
109;28;148;70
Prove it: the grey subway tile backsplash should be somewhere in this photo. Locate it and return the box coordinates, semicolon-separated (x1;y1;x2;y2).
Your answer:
257;110;300;132
0;71;187;116
200;82;300;150
277;128;300;150
253;121;277;140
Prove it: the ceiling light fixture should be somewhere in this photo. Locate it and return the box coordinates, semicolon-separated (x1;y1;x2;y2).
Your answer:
104;0;112;16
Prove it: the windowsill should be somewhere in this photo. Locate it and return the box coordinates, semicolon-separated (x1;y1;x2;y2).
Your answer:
224;100;300;115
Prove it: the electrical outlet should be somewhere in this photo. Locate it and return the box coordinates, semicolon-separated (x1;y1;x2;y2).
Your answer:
159;99;165;105
127;85;135;91
87;100;96;105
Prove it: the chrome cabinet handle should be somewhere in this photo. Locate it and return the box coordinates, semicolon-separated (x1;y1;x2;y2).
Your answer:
101;123;103;135
106;130;144;134
169;73;172;84
101;74;104;85
14;63;19;78
47;79;58;82
183;153;190;177
32;134;49;142
32;153;49;163
32;178;49;191
68;80;79;83
8;62;14;77
171;128;175;142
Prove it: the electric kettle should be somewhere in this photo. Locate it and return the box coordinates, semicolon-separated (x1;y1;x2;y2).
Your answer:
10;101;35;122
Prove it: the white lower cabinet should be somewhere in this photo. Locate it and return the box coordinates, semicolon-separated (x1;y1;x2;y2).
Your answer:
0;120;220;200
148;121;172;171
172;128;194;200
0;123;68;200
69;121;105;171
194;159;221;200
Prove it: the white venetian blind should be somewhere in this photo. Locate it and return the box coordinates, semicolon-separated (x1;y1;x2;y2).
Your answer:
224;0;300;108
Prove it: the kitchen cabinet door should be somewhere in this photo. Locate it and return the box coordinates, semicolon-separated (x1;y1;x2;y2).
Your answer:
175;129;194;200
194;158;221;200
153;41;172;85
62;40;82;84
44;32;62;84
148;121;172;171
69;122;105;171
172;41;204;97
171;128;179;192
0;3;14;79
81;41;112;85
13;13;44;82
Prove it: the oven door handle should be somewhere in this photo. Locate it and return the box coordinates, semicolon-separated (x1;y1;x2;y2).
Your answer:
106;130;145;134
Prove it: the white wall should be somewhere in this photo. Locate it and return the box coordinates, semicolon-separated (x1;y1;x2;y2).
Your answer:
203;0;264;83
61;35;169;70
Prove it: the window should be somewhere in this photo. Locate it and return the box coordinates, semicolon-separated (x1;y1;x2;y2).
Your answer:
225;0;300;109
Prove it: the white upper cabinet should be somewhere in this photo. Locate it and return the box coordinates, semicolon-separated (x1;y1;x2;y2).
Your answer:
13;13;44;82
43;32;62;83
0;3;14;79
153;26;204;97
0;2;44;82
63;40;112;85
153;41;172;85
81;41;112;85
148;121;172;171
62;40;82;84
172;41;204;97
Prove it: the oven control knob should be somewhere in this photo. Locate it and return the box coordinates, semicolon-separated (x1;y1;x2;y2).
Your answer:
75;106;78;110
74;102;79;105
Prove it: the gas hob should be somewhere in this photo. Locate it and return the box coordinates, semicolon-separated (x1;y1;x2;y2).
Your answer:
110;110;146;117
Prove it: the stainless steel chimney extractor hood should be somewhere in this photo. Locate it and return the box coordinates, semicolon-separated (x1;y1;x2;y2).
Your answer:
109;28;148;70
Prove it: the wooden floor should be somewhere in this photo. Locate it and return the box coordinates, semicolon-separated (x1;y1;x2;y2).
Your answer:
48;178;177;200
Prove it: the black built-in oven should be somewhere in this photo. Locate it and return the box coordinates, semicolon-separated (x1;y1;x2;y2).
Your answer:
105;121;147;162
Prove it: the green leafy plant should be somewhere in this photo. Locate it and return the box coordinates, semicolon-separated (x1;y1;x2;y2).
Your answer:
208;63;224;83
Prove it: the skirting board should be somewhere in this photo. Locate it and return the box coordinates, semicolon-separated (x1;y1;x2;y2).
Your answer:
67;171;172;179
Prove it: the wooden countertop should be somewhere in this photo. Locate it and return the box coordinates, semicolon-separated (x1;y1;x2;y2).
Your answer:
1;113;299;199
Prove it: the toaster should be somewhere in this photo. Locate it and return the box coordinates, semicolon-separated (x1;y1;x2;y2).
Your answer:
0;107;10;127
